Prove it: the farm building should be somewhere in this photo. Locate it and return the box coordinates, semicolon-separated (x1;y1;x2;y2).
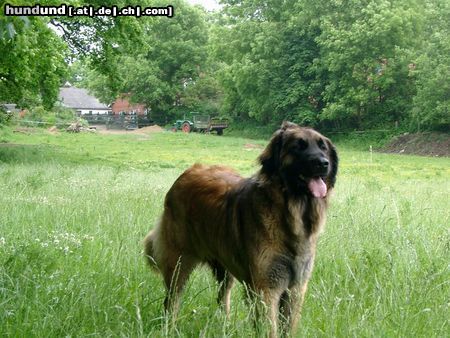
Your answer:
58;84;111;115
111;95;147;115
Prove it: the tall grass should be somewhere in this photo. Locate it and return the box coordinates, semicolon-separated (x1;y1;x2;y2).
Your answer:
0;129;449;337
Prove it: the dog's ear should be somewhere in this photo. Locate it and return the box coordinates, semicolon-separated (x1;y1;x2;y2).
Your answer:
325;139;338;189
259;128;284;177
281;121;298;130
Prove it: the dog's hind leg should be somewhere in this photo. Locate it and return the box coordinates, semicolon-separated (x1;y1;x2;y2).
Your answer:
209;260;235;316
162;254;197;317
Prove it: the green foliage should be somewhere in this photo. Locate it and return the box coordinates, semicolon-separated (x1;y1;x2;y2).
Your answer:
2;0;449;131
211;2;309;124
328;130;398;150
26;106;49;124
0;0;145;110
313;0;422;129
17;105;75;127
0;12;68;110
411;0;450;131
0;105;13;125
62;0;449;131
71;1;213;123
122;0;209;123
225;119;283;139
69;60;118;104
211;0;447;132
181;72;223;115
53;105;76;124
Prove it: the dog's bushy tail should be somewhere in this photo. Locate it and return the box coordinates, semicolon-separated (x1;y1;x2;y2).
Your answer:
143;227;159;272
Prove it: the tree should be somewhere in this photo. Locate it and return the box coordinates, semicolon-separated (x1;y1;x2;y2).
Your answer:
211;0;322;125
49;0;145;96
0;13;68;110
66;1;214;123
118;0;210;123
0;0;145;113
212;0;436;131
303;0;423;129
68;60;118;104
411;0;450;131
181;71;223;115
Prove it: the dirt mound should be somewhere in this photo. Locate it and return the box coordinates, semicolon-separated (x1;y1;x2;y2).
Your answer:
380;132;450;157
134;125;164;133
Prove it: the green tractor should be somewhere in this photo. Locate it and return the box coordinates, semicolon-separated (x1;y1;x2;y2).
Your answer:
172;113;229;135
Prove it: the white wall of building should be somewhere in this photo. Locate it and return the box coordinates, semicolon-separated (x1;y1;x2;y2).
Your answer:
77;109;111;115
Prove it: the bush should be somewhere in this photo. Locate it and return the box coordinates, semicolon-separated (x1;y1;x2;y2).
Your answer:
54;106;75;126
27;106;48;124
18;106;75;128
0;106;13;125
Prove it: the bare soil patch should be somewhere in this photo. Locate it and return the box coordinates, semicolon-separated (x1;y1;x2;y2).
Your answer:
93;124;164;135
13;127;38;134
243;143;263;150
380;132;450;157
48;126;59;134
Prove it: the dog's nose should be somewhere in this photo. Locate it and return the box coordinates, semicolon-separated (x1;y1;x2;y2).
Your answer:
312;157;329;169
320;158;329;168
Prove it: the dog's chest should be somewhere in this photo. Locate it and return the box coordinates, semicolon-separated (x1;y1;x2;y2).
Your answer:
264;198;324;288
266;249;314;289
287;198;326;236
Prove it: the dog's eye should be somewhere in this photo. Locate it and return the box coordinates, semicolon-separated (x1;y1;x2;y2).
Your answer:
317;139;327;150
297;138;308;151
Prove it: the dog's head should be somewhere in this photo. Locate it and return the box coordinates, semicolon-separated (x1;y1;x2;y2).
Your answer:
259;121;338;198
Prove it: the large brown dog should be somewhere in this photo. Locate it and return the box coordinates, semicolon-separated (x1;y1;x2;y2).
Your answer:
144;121;338;337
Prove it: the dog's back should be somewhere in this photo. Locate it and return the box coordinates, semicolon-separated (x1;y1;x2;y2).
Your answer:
144;163;243;274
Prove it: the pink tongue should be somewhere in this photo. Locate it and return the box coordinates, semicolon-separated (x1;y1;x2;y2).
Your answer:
308;178;327;198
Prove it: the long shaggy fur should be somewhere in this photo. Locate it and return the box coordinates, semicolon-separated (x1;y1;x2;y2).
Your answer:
144;121;338;337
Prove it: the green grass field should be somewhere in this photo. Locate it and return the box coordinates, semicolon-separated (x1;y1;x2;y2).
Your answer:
0;128;449;337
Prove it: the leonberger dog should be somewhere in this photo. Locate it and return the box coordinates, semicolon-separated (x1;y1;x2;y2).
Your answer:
144;121;338;337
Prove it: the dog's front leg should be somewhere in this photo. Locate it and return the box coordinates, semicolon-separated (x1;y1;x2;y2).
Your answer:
279;280;309;336
251;287;284;338
265;290;282;338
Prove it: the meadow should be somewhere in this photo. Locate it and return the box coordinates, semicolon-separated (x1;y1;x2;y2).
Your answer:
0;128;449;337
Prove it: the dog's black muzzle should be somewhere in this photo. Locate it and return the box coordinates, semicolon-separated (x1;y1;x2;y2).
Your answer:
308;156;329;177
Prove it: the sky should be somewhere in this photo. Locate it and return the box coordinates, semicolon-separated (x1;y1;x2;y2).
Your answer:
186;0;222;11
